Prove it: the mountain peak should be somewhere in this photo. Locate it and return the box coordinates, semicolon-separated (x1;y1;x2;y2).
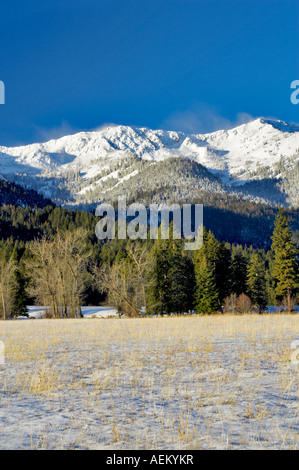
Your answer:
0;117;298;209
259;118;299;133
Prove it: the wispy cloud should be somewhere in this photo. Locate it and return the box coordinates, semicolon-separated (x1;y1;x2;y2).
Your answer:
91;122;120;132
33;121;81;142
32;121;122;143
161;103;255;134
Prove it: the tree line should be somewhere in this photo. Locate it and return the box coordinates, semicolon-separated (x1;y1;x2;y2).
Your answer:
0;207;298;319
0;177;298;249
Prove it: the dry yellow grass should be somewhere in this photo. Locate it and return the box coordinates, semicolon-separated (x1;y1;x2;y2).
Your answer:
0;314;298;449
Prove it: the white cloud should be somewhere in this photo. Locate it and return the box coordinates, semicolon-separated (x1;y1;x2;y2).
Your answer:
161;103;255;134
34;121;80;142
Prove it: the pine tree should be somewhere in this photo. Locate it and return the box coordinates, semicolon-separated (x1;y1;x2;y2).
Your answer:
167;240;195;314
214;241;232;305
200;228;219;271
194;254;219;314
193;228;231;311
271;209;298;312
147;237;173;315
231;247;249;296
265;249;276;306
247;253;268;313
147;223;195;315
11;250;28;317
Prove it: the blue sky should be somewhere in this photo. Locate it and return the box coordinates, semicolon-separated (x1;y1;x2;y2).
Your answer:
0;0;298;145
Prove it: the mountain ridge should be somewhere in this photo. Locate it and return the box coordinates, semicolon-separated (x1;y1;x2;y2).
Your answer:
0;117;298;208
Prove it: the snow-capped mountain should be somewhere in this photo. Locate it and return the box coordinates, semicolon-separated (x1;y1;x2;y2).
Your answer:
0;118;298;208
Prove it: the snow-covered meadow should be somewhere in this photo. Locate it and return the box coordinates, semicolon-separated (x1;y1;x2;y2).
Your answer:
23;305;119;320
0;314;298;449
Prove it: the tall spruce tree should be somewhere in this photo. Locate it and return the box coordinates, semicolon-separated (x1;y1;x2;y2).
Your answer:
271;209;298;312
147;223;195;315
231;247;249;296
193;228;231;311
167;239;195;314
214;241;232;306
194;254;219;314
247;253;268;313
147;237;173;315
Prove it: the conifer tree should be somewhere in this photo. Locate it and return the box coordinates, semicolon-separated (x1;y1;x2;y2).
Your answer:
271;209;298;312
167;239;195;314
194;254;219;314
214;241;232;305
193;228;230;310
231;247;249;296
11;245;28;317
147;223;195;315
147;237;173;315
264;250;276;306
247;253;268;313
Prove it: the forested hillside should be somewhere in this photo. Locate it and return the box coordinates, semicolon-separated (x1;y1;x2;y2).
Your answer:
0;190;298;319
0;179;53;208
1;182;298;248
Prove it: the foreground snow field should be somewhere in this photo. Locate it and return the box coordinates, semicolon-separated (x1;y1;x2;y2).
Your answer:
0;315;298;449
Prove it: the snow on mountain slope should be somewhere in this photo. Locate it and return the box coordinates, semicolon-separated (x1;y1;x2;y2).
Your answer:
198;118;299;182
0;118;298;207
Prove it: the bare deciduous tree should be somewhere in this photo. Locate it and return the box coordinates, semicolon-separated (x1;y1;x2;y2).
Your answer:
55;228;91;317
93;260;139;317
27;228;91;317
27;237;60;317
127;243;151;313
236;293;252;314
93;242;151;317
223;293;238;314
0;257;17;320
